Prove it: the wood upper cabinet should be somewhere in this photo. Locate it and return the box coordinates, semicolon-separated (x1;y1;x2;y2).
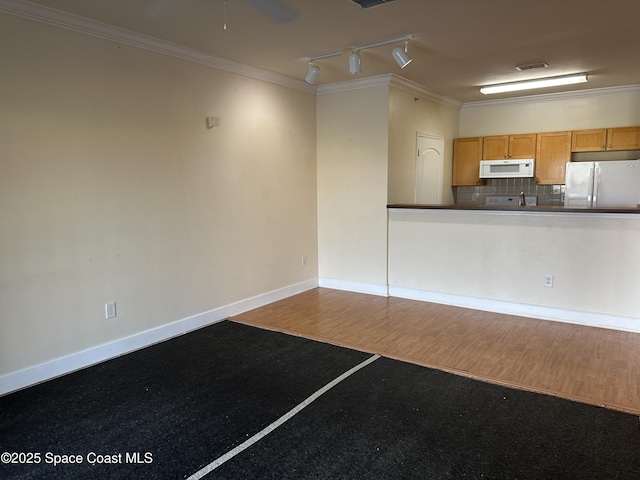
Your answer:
571;127;640;152
482;133;536;160
452;137;484;186
482;135;508;160
607;127;640;150
535;131;571;185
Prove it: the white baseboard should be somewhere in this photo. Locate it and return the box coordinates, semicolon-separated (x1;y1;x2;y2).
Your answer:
319;277;389;297
0;278;318;396
8;277;635;396
389;285;640;334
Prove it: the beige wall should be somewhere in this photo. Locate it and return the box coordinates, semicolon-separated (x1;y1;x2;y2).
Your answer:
316;84;390;292
388;86;459;204
460;88;640;137
316;81;460;293
0;15;317;375
389;210;640;330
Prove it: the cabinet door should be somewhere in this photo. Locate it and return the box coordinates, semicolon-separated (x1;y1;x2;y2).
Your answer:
607;126;640;150
535;131;571;185
482;135;508;160
571;129;607;152
452;137;484;186
509;133;537;158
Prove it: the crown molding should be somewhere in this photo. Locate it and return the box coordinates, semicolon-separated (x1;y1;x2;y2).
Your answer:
316;74;394;95
0;0;315;93
389;75;463;109
461;84;640;109
317;74;463;109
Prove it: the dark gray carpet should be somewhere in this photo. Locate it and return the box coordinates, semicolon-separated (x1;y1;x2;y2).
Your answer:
0;321;371;479
1;320;640;479
212;356;640;479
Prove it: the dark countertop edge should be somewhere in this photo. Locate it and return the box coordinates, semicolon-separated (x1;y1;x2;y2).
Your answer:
387;204;640;214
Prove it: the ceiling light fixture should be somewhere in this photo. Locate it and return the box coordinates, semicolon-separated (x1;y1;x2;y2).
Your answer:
480;73;588;95
391;41;412;68
304;64;320;85
303;34;413;84
348;50;361;74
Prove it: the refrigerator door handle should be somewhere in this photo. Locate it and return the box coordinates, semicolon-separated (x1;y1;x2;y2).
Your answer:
592;164;599;207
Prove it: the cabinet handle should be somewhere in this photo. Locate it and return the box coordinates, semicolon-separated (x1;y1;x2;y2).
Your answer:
602;144;606;149
607;144;612;149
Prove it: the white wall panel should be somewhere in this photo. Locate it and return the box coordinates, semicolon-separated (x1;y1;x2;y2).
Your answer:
388;209;640;328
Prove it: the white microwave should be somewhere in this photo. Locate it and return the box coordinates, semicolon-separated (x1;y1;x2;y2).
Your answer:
479;159;535;179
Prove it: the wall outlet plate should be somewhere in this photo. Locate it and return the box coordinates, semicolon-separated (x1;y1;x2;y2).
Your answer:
544;275;554;288
105;302;117;319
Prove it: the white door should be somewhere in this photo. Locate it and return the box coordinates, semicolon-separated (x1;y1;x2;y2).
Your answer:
414;133;444;204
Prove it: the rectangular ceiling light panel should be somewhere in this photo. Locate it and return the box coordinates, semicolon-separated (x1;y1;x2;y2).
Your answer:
480;73;588;95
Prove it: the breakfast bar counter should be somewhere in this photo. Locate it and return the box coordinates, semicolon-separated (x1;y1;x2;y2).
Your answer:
386;204;640;333
387;204;640;215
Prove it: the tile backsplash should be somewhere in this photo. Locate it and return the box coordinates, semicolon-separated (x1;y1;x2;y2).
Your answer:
454;178;565;206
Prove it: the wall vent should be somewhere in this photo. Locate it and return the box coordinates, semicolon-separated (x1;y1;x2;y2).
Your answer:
349;0;396;8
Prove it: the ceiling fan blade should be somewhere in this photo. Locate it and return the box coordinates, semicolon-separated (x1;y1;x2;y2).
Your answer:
145;0;182;18
245;0;298;24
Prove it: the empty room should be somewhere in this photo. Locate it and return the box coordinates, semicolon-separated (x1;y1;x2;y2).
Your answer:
2;1;640;478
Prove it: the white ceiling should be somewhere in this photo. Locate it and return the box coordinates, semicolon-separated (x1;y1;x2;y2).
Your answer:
7;0;640;103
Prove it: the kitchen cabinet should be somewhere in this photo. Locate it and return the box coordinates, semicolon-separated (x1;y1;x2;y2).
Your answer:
571;127;640;152
571;128;605;152
482;133;536;160
452;137;484;186
535;131;571;185
607;127;640;150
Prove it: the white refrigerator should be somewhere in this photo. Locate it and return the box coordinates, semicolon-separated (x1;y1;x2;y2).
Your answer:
564;160;640;208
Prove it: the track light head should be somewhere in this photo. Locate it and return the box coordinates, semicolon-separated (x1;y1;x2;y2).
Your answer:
348;51;361;75
303;34;413;82
305;64;320;85
392;43;412;69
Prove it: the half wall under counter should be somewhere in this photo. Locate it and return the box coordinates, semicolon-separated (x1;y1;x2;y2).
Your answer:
387;205;640;333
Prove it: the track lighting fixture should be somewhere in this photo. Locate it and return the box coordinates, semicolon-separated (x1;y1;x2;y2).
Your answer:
303;34;413;84
348;50;361;74
391;41;412;68
480;73;588;95
304;64;320;85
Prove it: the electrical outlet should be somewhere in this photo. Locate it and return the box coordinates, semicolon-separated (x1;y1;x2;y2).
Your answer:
544;275;554;288
105;302;117;319
301;256;307;267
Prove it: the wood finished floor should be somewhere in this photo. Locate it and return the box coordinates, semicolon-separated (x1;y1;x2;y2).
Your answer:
231;287;640;415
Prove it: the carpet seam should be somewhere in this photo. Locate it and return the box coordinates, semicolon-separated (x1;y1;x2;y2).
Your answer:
185;353;381;479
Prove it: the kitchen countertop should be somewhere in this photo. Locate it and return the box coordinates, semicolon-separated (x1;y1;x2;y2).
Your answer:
387;204;640;214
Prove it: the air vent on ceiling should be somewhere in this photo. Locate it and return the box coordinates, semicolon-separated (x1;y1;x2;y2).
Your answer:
349;0;396;8
515;62;549;71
